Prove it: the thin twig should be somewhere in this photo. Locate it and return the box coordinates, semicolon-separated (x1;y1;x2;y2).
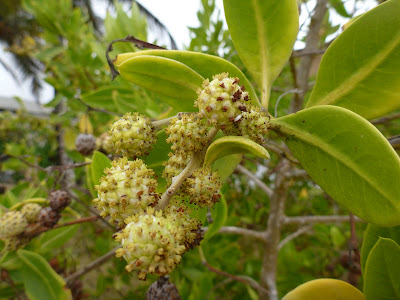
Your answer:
235;165;273;198
371;113;400;124
70;194;115;230
283;215;363;226
202;226;265;241
155;127;219;210
65;246;120;286
198;247;268;295
278;225;313;250
25;216;99;238
76;97;120;116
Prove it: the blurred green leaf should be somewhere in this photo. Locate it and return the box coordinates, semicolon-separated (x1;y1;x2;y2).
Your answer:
223;0;299;106
212;153;242;182
204;193;227;240
91;151;112;186
306;0;400;119
364;238;400;300
17;249;72;300
271;105;400;226
36;225;79;253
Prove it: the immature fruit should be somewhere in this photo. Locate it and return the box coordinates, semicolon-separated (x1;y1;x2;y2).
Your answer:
38;207;61;228
21;203;42;223
94;158;159;227
165;203;203;251
75;133;97;156
0;211;28;237
114;208;185;280
97;132;116;154
162;151;192;197
49;190;71;212
109;113;156;158
186;167;221;207
165;114;208;152
195;73;250;126
222;106;270;144
2;235;30;251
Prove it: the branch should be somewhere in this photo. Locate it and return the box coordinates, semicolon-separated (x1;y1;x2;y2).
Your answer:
290;0;328;113
65;246;120;286
235;165;273;198
283;215;364;226
202;226;265;241
371;112;400;125
278;225;313;250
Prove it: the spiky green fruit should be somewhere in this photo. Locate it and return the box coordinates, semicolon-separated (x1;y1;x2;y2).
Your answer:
114;208;185;280
164;203;203;251
195;73;250;126
97;132;116;154
186;167;221;208
109;113;156;158
222;106;270;144
2;235;30;251
21;203;42;223
94;158;159;227
162;151;192;197
0;211;28;238
165;114;208;152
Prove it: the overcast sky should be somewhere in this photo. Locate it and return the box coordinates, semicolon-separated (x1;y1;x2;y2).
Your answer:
0;0;376;104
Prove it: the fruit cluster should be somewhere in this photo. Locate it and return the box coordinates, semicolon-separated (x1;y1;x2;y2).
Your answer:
0;190;71;251
93;73;270;280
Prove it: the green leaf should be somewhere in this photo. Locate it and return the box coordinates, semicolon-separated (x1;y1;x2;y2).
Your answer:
270;105;400;226
85;157;95;197
17;250;72;300
117;55;204;112
282;279;365;300
223;0;299;106
91;151;112;186
328;0;351;18
36;225;79;253
361;224;400;274
114;50;260;106
0;251;22;270
144;130;170;180
306;0;400;119
364;238;400;300
81;85;139;114
212;154;243;182
204;136;270;167
204;193;227;240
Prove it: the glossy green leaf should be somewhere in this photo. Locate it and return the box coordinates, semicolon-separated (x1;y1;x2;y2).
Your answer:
117;55;204;112
204;194;227;240
85;157;95;197
270;105;400;226
36;225;79;253
364;238;400;300
114;50;260;106
144;130;170;180
212;154;243;182
306;0;400;119
361;224;400;274
17;250;72;300
283;279;365;300
91;151;112;186
0;251;22;270
223;0;298;106
204;136;270;167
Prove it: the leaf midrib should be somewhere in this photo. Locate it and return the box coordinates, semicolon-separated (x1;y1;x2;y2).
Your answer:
251;0;269;106
275;120;395;205
312;30;400;106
